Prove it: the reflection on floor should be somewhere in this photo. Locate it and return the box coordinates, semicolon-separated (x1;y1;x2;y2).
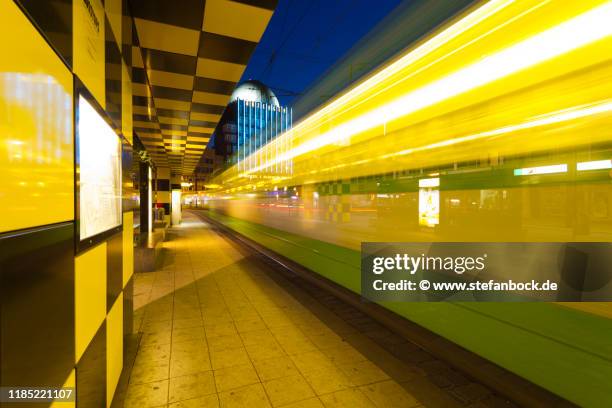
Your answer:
114;212;508;408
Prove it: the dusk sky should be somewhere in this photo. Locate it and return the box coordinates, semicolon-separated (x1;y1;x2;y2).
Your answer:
241;0;404;106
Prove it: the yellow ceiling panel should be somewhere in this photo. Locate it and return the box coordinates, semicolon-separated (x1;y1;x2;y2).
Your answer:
188;126;215;133
106;64;122;81
132;83;150;97
130;0;277;175
132;46;144;68
133;105;155;115
154;98;191;111
192;91;229;106
203;0;272;42
133;120;159;129
158;116;189;126
137;132;162;138
196;58;245;82
190;112;221;122
105;0;122;48
161;129;187;137
188;137;210;143
147;69;194;90
134;18;199;56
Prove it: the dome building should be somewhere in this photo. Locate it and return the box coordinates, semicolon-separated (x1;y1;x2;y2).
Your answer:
210;80;292;172
230;80;280;107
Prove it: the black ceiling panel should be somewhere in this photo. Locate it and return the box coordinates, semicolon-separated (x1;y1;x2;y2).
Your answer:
130;0;205;30
198;32;257;65
194;77;236;95
141;48;197;75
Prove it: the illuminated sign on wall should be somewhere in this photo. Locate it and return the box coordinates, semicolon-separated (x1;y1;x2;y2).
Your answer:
78;95;121;240
513;164;567;176
419;178;439;227
171;190;181;226
148;166;152;233
577;159;612;171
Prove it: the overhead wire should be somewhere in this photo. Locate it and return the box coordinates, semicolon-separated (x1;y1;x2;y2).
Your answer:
260;0;318;80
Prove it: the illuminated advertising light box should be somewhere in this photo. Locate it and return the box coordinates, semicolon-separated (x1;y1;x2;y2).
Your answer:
418;178;439;227
77;94;122;244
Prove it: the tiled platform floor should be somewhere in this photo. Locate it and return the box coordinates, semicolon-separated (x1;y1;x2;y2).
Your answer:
115;212;505;408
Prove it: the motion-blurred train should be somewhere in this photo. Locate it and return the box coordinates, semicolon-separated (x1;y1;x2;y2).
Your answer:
186;1;612;405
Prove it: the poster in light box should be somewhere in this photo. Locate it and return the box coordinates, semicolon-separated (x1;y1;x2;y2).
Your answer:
78;95;122;240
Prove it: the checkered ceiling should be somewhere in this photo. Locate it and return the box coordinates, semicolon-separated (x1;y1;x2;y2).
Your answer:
130;0;276;175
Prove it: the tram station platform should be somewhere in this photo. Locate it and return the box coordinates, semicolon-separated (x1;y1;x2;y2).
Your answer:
4;0;612;406
112;212;512;408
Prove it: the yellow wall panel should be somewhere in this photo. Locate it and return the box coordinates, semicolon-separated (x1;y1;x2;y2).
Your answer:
122;62;133;144
49;369;75;408
122;212;134;287
0;0;74;233
106;293;123;408
75;243;107;362
73;0;105;108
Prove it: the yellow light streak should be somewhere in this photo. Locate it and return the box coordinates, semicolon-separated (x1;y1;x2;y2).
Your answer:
577;160;612;171
382;100;612;159
213;0;612;192
247;2;612;175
